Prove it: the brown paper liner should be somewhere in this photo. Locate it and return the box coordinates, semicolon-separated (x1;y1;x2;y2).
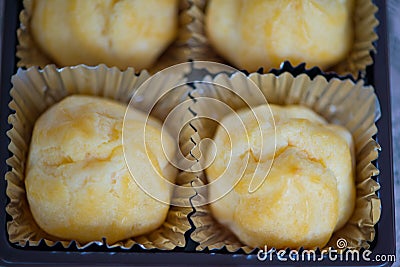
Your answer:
186;0;378;78
6;64;194;249
17;0;192;73
189;71;381;252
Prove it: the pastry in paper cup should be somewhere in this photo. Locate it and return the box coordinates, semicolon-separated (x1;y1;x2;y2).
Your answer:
6;64;193;249
17;0;191;72
187;0;378;78
188;67;381;252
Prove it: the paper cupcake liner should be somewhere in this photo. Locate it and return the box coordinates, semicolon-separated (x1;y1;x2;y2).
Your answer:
186;0;378;78
6;64;193;249
188;69;381;252
149;0;225;73
148;0;196;73
17;0;191;72
178;0;223;63
16;0;52;68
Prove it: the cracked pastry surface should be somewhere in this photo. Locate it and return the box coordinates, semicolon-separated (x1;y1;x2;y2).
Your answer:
206;104;355;249
25;95;177;243
205;0;354;72
30;0;178;70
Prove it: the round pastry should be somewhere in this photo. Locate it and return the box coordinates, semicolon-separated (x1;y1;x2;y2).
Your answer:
205;0;354;72
25;95;177;243
206;104;355;249
30;0;178;70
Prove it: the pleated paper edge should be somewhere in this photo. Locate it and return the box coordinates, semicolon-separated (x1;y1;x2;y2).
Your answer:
188;70;381;253
5;64;194;250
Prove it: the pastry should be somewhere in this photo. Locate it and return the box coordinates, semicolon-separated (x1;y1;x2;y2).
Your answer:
205;0;354;72
206;104;355;248
25;95;177;243
30;0;178;70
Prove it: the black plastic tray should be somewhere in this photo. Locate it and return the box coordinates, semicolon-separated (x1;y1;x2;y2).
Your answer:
0;0;395;265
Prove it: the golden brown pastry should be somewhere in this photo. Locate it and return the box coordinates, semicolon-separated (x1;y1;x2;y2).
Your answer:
25;95;177;243
205;0;354;72
30;0;178;70
206;104;355;249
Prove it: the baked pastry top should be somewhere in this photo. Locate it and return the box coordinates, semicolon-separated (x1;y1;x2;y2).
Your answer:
25;95;177;243
31;0;178;70
206;0;354;72
206;104;355;249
